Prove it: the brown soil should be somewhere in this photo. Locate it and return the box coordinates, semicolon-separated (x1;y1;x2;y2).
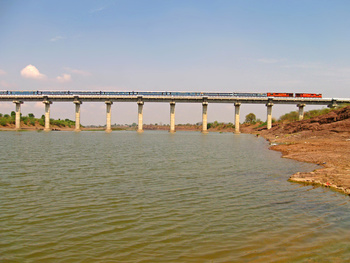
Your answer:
0;122;75;131
241;106;350;195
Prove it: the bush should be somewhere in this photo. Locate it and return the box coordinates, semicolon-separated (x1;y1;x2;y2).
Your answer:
0;118;7;126
279;111;299;122
304;108;331;119
279;108;333;122
245;113;256;124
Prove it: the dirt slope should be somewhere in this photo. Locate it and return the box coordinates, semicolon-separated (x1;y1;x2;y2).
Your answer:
243;106;350;195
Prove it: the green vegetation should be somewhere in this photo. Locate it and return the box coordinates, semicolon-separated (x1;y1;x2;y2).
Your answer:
257;118;276;128
279;108;333;122
207;121;234;130
244;113;257;124
0;112;15;126
50;118;76;128
0;112;76;128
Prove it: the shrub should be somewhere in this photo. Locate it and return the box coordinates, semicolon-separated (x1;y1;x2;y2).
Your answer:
0;118;7;126
245;113;256;124
279;111;299;122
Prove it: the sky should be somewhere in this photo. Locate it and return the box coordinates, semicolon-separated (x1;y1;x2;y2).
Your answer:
1;0;350;125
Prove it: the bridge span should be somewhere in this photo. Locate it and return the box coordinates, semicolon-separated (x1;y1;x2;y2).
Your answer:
1;93;349;133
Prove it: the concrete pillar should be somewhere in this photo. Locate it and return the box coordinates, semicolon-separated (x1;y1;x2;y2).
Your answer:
328;99;338;109
105;101;113;133
170;101;176;133
234;102;241;134
74;100;82;132
13;101;23;130
266;102;274;130
43;101;52;131
297;104;306;121
137;100;144;133
202;102;208;133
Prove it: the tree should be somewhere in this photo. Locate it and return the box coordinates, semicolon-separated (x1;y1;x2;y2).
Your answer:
28;113;35;118
245;113;256;124
11;111;16;119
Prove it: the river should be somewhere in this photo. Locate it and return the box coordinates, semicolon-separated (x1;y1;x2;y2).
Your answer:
1;131;350;262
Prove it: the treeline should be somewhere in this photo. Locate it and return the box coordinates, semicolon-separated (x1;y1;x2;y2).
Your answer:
0;111;76;128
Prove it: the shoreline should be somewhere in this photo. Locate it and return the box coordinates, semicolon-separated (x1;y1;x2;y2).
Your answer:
262;134;350;195
2;110;349;195
240;106;350;195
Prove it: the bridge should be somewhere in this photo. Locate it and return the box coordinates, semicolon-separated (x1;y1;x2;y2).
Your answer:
1;92;349;133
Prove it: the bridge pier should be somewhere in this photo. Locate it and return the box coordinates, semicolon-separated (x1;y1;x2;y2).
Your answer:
74;100;82;132
43;100;52;131
266;102;273;129
13;101;23;130
234;102;241;134
137;100;144;133
328;99;338;108
105;101;113;133
170;101;176;133
297;104;306;120
202;101;208;133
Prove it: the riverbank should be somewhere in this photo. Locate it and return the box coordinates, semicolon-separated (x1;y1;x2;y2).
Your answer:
241;106;350;195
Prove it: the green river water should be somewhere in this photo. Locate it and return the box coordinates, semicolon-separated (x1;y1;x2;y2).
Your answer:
1;131;350;262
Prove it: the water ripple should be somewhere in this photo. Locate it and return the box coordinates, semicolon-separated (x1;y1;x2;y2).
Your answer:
1;131;350;262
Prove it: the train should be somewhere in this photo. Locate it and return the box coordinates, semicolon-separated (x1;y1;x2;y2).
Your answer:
0;90;322;98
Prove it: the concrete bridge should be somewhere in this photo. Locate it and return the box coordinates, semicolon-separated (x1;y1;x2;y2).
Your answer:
1;93;349;133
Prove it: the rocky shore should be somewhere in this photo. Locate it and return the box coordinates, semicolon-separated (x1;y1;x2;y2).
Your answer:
241;106;350;195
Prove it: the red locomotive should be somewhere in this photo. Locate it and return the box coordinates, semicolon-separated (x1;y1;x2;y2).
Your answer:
295;93;322;98
267;92;293;97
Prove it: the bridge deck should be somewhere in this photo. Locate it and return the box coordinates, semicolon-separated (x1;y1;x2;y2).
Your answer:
1;94;349;105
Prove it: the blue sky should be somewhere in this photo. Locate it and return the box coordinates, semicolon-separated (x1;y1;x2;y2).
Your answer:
1;0;350;125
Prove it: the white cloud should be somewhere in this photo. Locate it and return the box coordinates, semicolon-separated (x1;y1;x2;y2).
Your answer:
57;73;72;82
20;65;46;80
90;6;106;13
0;69;6;75
64;67;91;76
50;36;65;42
